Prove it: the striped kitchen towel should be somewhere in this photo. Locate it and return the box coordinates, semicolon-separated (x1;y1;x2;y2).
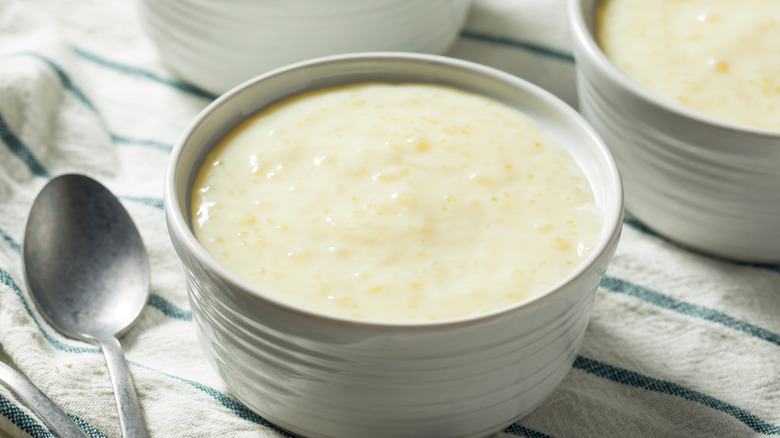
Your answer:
0;0;778;436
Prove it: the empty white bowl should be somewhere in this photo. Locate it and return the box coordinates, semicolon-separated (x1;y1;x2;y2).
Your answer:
139;0;472;95
569;0;780;263
164;52;623;438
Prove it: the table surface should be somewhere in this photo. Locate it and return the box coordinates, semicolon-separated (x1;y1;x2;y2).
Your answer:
0;0;778;437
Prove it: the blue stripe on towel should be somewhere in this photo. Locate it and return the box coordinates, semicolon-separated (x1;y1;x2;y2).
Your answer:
0;112;50;177
119;195;164;210
504;423;556;438
111;134;173;153
0;392;50;437
0;52;96;113
130;361;295;436
70;414;109;438
761;264;780;275
0;392;88;438
574;355;780;435
622;217;658;237
460;30;575;63
1;51;183;154
0;228;21;253
72;47;217;100
147;294;192;321
27;53;95;112
601;276;780;347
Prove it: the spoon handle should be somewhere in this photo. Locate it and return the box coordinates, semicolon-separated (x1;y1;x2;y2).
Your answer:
0;360;88;438
98;336;149;438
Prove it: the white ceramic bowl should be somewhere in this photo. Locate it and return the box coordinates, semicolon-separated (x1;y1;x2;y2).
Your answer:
164;52;623;438
138;0;472;95
569;0;780;263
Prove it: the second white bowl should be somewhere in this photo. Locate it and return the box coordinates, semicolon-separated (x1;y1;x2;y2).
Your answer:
569;0;780;263
139;0;472;95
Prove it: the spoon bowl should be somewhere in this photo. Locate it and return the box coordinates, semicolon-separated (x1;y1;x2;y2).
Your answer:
23;174;150;437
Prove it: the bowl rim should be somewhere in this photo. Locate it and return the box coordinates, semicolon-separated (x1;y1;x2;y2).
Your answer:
568;0;780;139
164;51;624;329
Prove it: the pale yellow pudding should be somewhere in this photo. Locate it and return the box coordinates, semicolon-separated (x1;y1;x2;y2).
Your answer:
597;0;780;130
191;83;601;321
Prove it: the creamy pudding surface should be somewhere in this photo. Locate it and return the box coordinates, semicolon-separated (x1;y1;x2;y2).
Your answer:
191;83;601;321
597;0;780;130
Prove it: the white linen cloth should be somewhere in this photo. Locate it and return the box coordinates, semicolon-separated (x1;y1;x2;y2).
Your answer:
0;0;778;436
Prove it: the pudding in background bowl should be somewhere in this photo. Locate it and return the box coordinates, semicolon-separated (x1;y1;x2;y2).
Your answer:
595;0;780;130
596;0;780;130
570;0;780;263
165;52;623;438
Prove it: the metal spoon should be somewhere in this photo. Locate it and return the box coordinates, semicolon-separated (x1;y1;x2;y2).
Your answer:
22;174;150;438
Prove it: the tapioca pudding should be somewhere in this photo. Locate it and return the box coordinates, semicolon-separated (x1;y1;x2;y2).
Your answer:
190;82;602;321
597;0;780;130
